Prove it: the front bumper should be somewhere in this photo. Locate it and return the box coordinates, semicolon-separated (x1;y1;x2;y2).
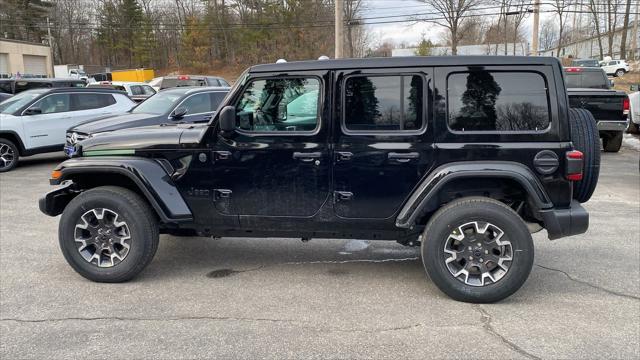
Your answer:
38;181;76;217
597;120;629;132
539;200;589;240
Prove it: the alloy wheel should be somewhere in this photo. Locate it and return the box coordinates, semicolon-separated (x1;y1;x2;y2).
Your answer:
74;208;131;267
0;143;15;170
443;221;513;287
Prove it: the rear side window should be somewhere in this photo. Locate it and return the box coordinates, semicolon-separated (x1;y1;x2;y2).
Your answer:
179;93;212;115
343;75;424;132
210;92;227;110
72;93;116;110
447;71;550;132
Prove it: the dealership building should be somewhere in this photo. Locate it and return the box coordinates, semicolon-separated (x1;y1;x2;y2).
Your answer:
0;38;53;78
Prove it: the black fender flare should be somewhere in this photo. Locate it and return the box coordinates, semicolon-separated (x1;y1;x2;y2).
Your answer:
42;157;193;223
395;161;553;228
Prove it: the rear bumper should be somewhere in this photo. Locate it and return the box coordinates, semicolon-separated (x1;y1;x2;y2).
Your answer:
597;120;628;132
539;200;589;240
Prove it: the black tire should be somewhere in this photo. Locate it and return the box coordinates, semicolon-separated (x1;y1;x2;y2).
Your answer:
421;197;534;303
59;186;159;282
568;108;600;203
602;131;623;152
0;138;19;173
615;69;625;77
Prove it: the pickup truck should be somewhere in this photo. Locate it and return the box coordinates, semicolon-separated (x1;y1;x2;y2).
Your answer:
564;67;630;152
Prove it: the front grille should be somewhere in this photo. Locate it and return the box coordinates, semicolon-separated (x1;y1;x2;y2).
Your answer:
66;132;89;146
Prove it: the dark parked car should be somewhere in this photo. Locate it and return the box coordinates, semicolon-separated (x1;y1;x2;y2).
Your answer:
0;78;86;95
148;75;230;90
570;59;600;68
65;86;230;156
0;93;12;103
564;67;630;152
40;56;600;303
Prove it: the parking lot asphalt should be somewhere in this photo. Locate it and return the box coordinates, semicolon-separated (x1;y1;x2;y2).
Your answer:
1;139;639;359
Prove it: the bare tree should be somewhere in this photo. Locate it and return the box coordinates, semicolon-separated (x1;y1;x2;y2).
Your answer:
344;0;365;58
549;0;571;56
619;0;632;58
539;18;558;52
417;0;480;55
587;0;605;58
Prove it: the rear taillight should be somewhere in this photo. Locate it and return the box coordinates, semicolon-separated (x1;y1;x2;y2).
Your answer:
565;67;582;72
566;150;583;181
177;75;190;80
623;97;630;116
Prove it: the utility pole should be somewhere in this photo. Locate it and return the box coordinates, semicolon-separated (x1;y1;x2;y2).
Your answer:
633;1;639;60
46;17;54;77
530;0;540;56
335;0;344;59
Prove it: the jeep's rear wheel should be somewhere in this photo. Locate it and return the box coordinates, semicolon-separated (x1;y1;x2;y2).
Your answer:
0;138;19;173
422;197;534;303
568;108;600;203
59;186;159;282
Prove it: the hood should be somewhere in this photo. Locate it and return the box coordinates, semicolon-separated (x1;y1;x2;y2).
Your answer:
78;123;207;155
71;112;160;134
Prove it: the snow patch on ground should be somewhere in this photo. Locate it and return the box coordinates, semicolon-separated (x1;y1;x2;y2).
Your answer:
623;133;640;151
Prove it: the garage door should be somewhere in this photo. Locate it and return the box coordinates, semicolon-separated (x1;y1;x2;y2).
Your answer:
23;55;46;75
0;53;8;74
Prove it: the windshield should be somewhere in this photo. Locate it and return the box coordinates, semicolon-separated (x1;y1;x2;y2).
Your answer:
130;91;183;115
0;89;46;114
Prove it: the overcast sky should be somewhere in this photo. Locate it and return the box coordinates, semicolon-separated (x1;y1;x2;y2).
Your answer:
362;0;554;47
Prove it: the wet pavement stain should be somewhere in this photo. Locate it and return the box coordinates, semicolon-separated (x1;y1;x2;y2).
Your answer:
326;268;350;276
206;269;238;278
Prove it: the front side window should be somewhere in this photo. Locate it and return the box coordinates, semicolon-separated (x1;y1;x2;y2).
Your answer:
344;75;424;132
31;94;71;114
447;71;550;132
235;77;320;132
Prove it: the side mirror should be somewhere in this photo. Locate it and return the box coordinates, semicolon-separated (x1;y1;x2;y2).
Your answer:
24;107;42;115
171;106;188;119
219;106;236;133
609;79;615;88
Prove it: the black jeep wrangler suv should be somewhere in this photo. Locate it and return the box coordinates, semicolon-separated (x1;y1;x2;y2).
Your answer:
40;56;600;303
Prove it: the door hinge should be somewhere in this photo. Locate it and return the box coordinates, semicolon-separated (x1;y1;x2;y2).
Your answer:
213;189;232;200
333;191;353;202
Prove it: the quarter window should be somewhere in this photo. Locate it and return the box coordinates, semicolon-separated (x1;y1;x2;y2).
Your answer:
447;71;550;132
235;77;320;133
344;75;424;132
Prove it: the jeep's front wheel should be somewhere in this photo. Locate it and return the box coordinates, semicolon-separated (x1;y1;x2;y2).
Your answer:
422;197;534;303
59;186;159;282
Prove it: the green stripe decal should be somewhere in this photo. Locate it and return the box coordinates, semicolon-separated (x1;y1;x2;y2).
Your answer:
83;149;135;156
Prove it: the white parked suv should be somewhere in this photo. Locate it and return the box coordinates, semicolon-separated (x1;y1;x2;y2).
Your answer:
86;81;156;102
600;59;631;77
0;88;134;172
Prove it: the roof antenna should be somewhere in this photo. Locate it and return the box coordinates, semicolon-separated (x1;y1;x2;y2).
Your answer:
276;59;287;64
318;55;330;60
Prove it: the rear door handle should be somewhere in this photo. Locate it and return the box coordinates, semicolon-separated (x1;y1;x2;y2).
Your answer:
293;152;322;162
337;151;353;162
388;152;420;162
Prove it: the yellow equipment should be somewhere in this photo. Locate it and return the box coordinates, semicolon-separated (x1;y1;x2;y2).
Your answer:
111;69;155;82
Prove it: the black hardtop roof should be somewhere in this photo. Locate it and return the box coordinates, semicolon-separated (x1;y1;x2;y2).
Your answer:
160;86;231;94
250;56;562;73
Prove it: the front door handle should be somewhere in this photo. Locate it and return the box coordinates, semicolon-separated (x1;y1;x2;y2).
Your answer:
293;152;322;162
388;152;420;163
